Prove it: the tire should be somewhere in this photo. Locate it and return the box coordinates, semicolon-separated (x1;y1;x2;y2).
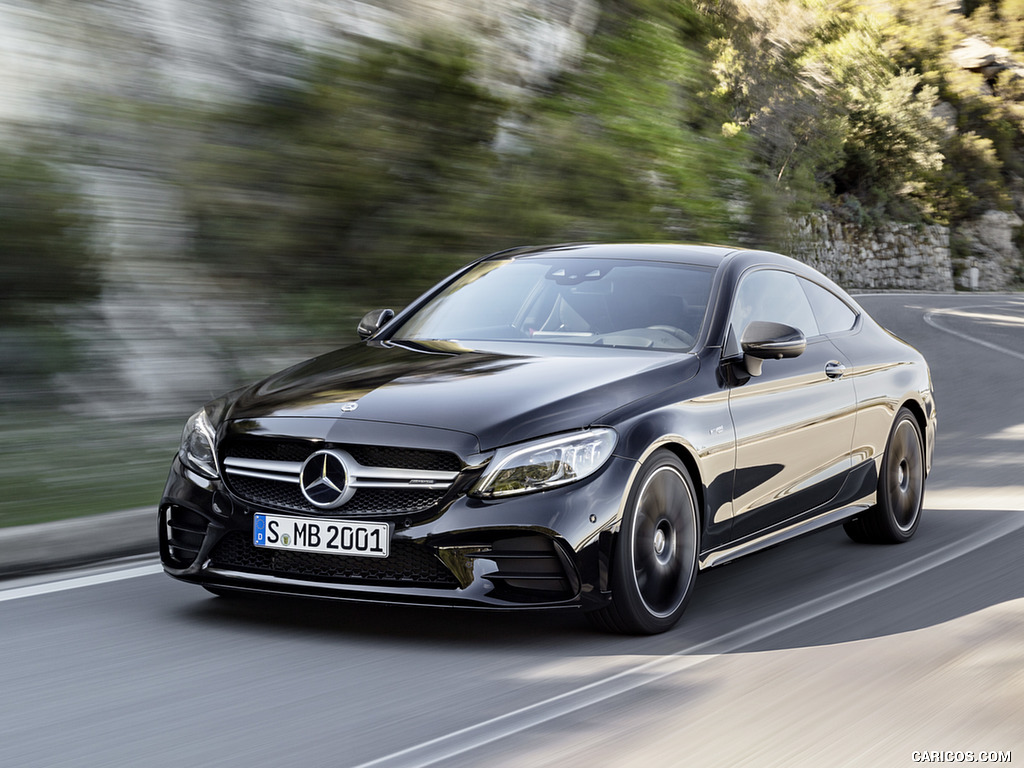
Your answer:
590;450;700;634
844;407;924;544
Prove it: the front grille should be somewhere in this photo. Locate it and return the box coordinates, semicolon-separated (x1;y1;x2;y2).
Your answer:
346;445;461;472
210;531;459;588
228;476;447;515
225;440;313;463
220;437;462;517
223;438;461;472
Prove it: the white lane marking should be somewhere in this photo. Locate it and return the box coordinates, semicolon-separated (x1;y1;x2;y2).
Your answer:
924;302;1024;362
0;563;163;603
352;512;1024;768
926;487;1024;512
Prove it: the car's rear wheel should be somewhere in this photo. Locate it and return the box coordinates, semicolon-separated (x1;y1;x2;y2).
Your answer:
844;407;924;544
590;450;699;634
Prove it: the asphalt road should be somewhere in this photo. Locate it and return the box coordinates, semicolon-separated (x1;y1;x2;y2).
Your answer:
2;293;1022;768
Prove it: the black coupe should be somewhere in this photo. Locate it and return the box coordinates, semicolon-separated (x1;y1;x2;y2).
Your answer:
161;243;935;634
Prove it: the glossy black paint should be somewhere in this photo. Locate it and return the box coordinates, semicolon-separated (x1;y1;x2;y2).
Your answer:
226;339;702;450
160;243;936;618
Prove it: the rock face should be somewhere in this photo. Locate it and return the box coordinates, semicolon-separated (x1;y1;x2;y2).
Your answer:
788;210;1024;293
950;35;1024;95
788;214;956;292
955;210;1024;290
0;0;599;124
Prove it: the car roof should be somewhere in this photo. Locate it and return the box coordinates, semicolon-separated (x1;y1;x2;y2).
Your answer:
490;242;846;288
487;242;742;268
482;242;860;312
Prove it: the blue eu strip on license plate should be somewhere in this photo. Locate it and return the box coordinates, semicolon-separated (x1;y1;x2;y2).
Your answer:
253;513;389;558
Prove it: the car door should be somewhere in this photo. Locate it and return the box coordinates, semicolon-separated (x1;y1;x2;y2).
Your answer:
725;268;858;540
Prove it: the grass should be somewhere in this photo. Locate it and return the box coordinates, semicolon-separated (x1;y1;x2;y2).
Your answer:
0;409;182;528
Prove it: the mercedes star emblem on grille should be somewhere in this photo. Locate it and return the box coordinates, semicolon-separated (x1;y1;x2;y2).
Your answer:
299;450;354;508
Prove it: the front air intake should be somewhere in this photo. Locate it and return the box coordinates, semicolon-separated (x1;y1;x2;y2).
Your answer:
163;505;209;568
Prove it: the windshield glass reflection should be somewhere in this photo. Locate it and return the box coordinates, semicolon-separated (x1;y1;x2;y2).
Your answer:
394;257;713;352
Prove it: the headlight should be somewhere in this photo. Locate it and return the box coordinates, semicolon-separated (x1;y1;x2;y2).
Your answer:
178;408;219;479
471;428;617;498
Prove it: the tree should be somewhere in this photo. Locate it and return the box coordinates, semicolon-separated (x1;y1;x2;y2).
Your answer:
0;151;97;324
185;35;506;306
708;0;946;223
493;9;762;245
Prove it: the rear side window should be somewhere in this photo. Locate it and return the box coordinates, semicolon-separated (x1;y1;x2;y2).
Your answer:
800;279;858;335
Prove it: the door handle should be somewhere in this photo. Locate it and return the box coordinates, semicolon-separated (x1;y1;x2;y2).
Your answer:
825;361;846;379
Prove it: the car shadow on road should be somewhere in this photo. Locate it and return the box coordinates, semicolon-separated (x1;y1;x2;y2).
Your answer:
172;507;1024;655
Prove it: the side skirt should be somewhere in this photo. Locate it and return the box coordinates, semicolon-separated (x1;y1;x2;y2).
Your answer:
699;502;871;570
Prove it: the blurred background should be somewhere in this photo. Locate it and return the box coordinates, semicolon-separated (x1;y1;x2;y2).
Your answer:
3;0;1024;527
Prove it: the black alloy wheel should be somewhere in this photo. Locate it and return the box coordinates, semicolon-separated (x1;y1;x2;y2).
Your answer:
844;407;925;544
590;450;700;634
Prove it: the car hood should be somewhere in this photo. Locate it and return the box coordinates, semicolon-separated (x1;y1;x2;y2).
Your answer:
225;340;700;450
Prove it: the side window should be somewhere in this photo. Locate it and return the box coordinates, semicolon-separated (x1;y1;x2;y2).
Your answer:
800;278;858;335
730;269;819;341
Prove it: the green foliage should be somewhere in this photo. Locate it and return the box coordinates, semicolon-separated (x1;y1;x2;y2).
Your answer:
186;13;766;308
708;1;947;223
186;35;507;307
706;0;847;210
833;69;944;212
182;0;1024;301
494;15;760;245
0;410;179;527
0;151;97;324
85;0;1024;318
969;0;1024;50
879;0;1024;222
932;131;1011;221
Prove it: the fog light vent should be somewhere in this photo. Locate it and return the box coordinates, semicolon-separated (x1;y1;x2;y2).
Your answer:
163;505;209;568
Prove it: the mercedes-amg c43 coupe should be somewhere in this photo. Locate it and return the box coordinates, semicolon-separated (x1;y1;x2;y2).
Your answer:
161;243;935;634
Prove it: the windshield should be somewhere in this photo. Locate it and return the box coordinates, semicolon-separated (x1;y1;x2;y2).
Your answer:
393;257;714;352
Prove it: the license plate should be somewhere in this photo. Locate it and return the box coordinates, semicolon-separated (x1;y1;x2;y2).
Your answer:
253;514;389;558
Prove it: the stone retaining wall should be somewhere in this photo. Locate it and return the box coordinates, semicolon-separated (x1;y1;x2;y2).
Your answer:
955;210;1024;291
788;210;1024;292
788;213;956;292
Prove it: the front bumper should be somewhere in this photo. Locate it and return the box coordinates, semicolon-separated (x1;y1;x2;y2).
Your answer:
160;452;636;611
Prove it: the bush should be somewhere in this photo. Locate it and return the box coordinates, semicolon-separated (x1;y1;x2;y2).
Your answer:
185;35;506;307
493;14;760;246
185;15;766;309
0;152;97;324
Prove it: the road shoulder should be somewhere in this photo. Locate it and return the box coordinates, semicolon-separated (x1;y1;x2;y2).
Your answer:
0;508;155;577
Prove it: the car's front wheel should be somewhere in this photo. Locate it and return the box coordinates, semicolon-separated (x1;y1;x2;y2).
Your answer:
590;450;699;634
844;407;924;544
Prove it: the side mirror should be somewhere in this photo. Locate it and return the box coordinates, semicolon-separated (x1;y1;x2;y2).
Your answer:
357;308;395;340
740;321;806;377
